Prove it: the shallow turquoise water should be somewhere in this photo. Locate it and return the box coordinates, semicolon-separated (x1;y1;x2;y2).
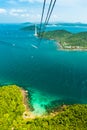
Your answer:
0;23;87;115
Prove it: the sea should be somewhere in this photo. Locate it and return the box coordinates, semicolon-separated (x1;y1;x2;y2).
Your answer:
0;23;87;115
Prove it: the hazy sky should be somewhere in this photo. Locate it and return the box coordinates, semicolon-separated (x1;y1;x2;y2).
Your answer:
0;0;87;23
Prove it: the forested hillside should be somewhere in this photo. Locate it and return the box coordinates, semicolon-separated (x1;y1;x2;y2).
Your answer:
0;85;87;130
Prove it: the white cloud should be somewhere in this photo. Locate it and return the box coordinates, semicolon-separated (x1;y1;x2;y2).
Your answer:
7;0;17;4
8;8;41;21
18;0;80;6
59;0;82;6
19;0;87;10
9;9;27;16
19;0;44;3
19;0;32;2
10;12;19;16
1;0;87;23
0;8;7;14
21;13;29;17
56;0;79;6
11;9;25;13
25;13;41;21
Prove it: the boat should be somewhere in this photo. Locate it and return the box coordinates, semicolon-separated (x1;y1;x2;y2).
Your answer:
31;44;38;49
34;24;38;37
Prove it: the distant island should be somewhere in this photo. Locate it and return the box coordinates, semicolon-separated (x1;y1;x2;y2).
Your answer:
21;22;32;25
39;30;87;50
21;25;39;31
1;85;87;129
21;24;87;50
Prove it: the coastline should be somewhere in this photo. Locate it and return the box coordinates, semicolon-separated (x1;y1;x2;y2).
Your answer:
21;88;29;111
56;41;87;51
1;85;87;129
41;36;87;51
40;30;87;51
20;87;64;118
20;88;36;119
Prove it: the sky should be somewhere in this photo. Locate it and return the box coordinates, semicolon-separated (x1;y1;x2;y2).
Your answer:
0;0;87;23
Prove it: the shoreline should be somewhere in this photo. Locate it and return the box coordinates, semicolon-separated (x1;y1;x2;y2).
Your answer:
20;87;64;118
41;30;87;52
20;87;48;119
20;88;36;119
42;37;87;51
0;85;87;129
56;41;87;51
21;88;29;111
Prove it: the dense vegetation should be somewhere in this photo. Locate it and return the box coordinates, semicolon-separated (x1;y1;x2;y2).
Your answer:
66;32;87;47
0;85;25;130
20;105;87;130
0;85;87;130
40;30;87;49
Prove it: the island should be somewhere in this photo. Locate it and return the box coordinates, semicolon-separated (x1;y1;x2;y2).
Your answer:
39;30;87;50
0;85;87;130
20;25;39;31
21;24;87;50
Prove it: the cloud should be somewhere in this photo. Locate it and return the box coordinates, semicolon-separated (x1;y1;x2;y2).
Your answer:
0;0;87;23
10;9;25;13
22;13;41;22
51;0;83;8
9;9;26;16
18;0;86;9
7;0;18;5
18;0;80;6
19;0;43;3
0;8;7;14
21;13;29;17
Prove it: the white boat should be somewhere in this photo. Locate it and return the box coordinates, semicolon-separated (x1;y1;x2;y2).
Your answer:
34;25;38;37
31;44;38;49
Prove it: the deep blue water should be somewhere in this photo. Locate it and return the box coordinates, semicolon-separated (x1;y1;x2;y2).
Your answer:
0;23;87;115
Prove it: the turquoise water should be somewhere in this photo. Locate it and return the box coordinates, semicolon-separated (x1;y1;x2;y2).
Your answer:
0;23;87;115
